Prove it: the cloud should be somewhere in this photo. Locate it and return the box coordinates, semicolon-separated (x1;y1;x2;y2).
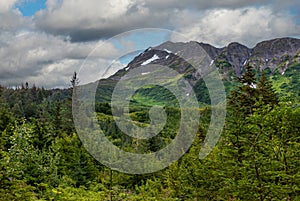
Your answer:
33;0;273;42
0;0;19;13
0;10;32;33
34;0;157;41
172;7;300;47
0;0;299;88
0;31;121;88
142;0;270;10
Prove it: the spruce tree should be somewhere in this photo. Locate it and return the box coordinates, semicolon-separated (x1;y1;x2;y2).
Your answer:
228;65;258;115
70;71;79;88
257;70;278;107
222;65;281;199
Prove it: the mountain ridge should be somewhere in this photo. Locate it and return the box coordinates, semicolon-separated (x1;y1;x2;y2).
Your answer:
94;37;300;105
125;37;300;77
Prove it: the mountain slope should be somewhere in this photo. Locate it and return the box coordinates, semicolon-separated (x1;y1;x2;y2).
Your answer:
95;37;300;106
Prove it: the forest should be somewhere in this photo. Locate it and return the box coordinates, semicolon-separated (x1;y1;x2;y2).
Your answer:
0;65;300;200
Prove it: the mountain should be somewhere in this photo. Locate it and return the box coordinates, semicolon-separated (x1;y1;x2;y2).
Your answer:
95;37;300;106
121;37;300;78
250;38;300;73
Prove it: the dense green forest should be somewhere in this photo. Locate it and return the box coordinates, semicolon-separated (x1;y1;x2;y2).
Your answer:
0;65;300;200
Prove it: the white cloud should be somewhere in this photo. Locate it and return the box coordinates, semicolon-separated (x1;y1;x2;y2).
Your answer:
0;10;32;32
0;31;122;88
26;58;118;88
0;0;299;88
0;0;18;13
142;0;270;10
172;7;300;47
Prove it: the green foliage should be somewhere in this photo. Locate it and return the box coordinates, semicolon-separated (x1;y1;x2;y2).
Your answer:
131;85;180;107
193;79;211;104
271;63;300;100
219;67;298;200
55;133;100;187
0;62;299;200
42;183;106;201
219;104;300;200
229;65;278;115
257;70;278;106
229;65;258;115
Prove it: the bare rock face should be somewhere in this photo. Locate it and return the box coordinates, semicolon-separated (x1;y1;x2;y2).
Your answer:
249;38;300;74
198;42;223;59
216;42;251;77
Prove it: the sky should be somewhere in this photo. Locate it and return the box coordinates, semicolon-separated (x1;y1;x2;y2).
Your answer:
0;0;300;88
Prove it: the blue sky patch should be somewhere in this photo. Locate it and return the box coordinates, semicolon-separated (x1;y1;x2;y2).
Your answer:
16;0;46;16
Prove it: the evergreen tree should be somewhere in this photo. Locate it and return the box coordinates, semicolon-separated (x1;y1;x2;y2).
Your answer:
229;65;258;115
70;71;79;88
221;65;295;200
257;70;278;107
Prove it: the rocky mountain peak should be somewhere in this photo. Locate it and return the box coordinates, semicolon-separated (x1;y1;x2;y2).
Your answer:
217;42;252;76
249;37;300;73
123;37;300;78
197;42;222;59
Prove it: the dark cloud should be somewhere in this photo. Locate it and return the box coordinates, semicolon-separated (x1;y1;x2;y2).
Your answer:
33;0;274;42
34;0;170;42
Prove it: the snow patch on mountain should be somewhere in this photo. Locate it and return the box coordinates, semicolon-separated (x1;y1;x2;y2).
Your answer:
141;72;150;75
164;49;172;54
141;54;160;66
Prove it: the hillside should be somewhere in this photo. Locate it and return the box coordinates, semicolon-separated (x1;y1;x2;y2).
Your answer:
95;37;300;106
